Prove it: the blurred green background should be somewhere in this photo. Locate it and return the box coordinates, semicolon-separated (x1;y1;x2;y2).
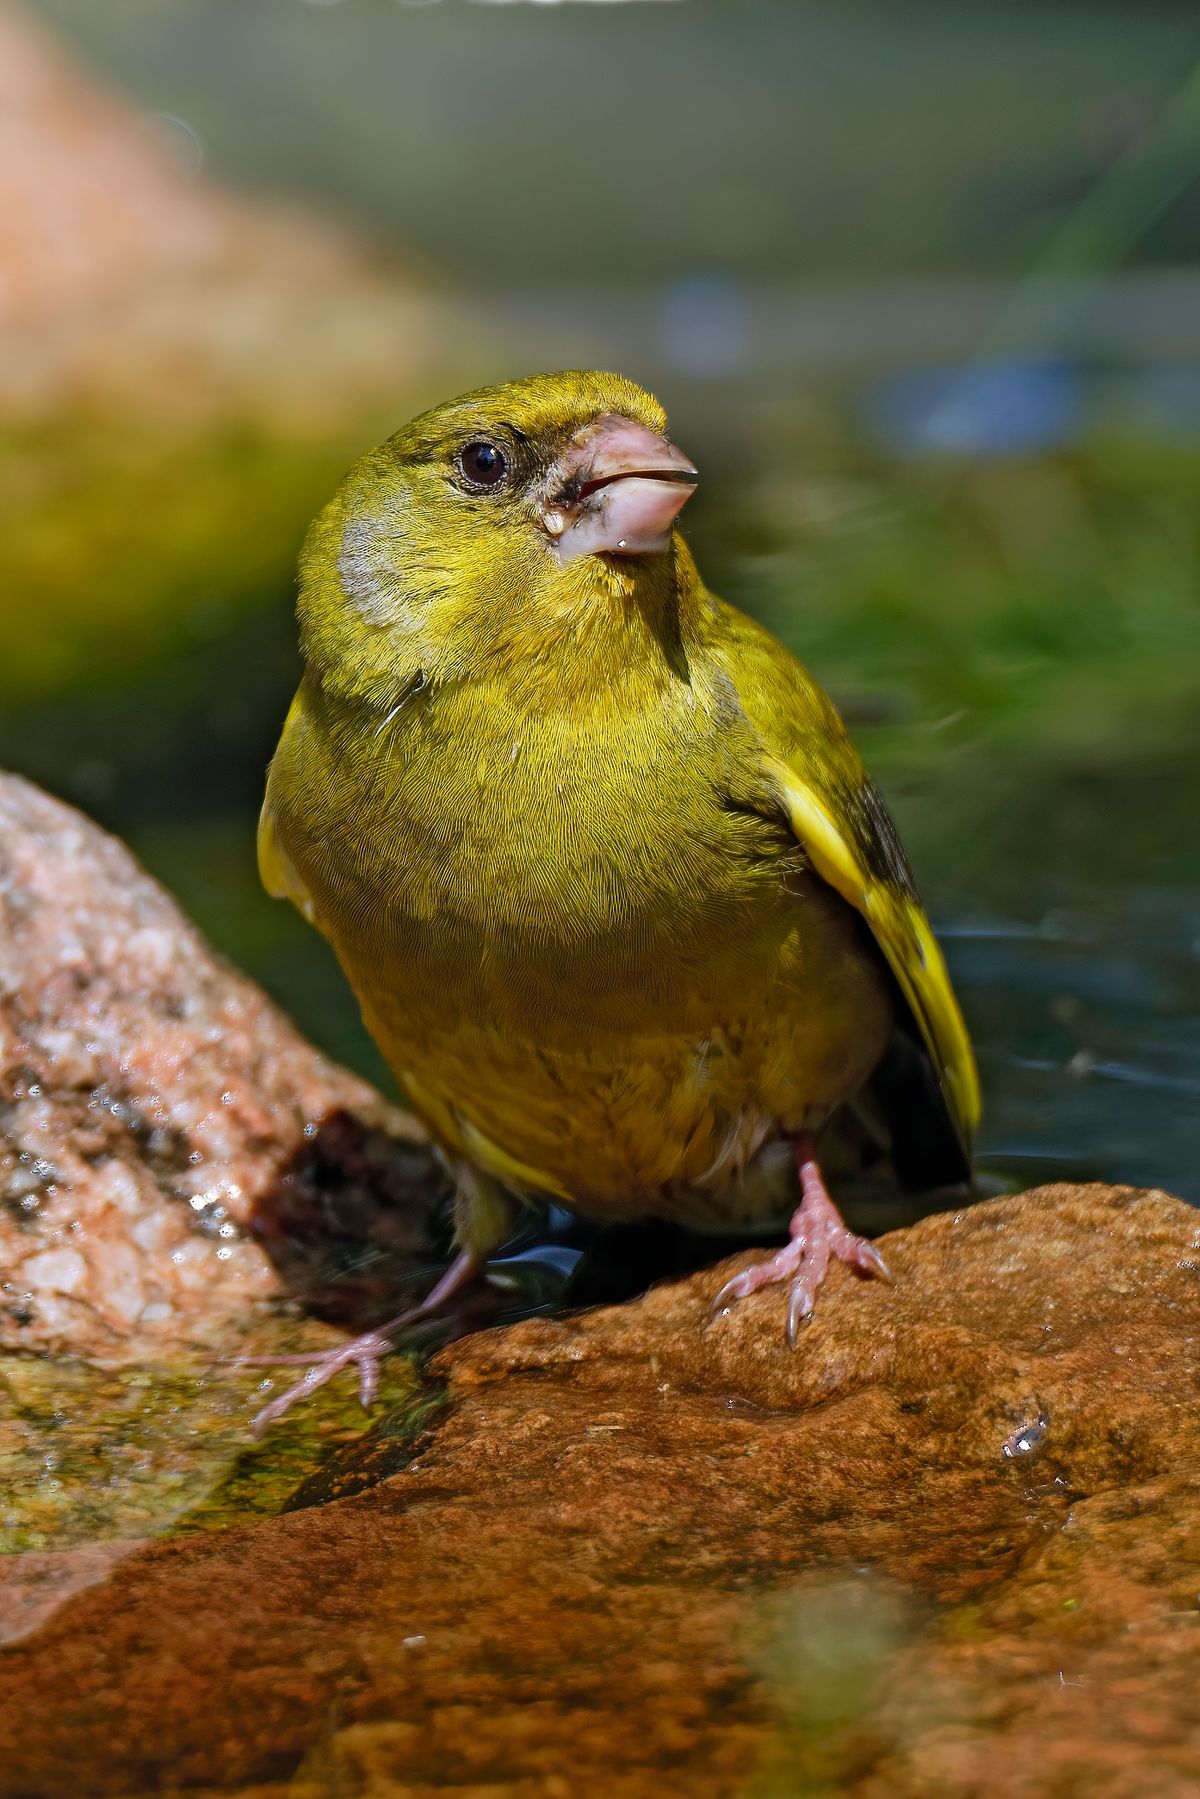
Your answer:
2;0;1198;1199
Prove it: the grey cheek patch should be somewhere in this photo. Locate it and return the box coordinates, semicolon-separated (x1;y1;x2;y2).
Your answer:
338;510;408;623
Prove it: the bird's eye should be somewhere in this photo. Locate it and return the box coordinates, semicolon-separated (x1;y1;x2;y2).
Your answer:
459;440;507;489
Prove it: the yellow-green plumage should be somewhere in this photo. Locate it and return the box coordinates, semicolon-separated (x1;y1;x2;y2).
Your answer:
260;370;979;1267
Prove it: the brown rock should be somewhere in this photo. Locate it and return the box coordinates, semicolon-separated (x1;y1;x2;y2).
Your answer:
2;1182;1199;1795
0;772;446;1352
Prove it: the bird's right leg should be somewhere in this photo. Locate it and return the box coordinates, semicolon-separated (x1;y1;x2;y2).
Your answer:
709;1134;891;1344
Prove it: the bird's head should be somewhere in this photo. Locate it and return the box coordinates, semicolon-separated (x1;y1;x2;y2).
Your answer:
298;370;700;702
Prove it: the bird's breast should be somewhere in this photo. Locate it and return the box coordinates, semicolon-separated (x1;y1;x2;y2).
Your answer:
310;677;790;1002
269;674;893;1216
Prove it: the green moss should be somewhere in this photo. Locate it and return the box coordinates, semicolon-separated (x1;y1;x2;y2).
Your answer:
0;1339;431;1554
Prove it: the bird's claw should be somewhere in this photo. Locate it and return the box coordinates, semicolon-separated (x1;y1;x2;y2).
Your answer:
854;1240;894;1284
708;1251;793;1321
709;1140;892;1346
230;1331;394;1436
230;1248;486;1435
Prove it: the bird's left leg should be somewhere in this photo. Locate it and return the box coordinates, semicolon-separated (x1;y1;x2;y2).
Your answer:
710;1134;891;1345
240;1248;482;1435
235;1166;516;1434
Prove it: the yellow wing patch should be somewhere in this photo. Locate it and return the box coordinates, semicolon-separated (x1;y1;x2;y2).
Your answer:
256;800;316;923
402;1069;572;1203
257;695;317;922
767;757;981;1150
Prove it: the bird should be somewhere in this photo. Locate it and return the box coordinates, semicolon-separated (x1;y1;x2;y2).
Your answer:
247;369;979;1429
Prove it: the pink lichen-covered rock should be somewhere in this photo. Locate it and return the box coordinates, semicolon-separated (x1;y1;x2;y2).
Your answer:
0;773;444;1353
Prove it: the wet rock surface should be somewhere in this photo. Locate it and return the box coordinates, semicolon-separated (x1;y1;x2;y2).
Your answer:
3;1181;1199;1797
0;773;448;1353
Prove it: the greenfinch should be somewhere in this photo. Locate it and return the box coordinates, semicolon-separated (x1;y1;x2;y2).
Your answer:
251;370;979;1427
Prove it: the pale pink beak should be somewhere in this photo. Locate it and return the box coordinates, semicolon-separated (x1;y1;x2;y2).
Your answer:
539;414;698;561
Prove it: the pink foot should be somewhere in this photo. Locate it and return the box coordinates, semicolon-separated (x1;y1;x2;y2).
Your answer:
231;1249;481;1435
710;1139;892;1346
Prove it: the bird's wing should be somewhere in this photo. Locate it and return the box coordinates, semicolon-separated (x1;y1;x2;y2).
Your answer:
257;692;318;923
714;606;981;1157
